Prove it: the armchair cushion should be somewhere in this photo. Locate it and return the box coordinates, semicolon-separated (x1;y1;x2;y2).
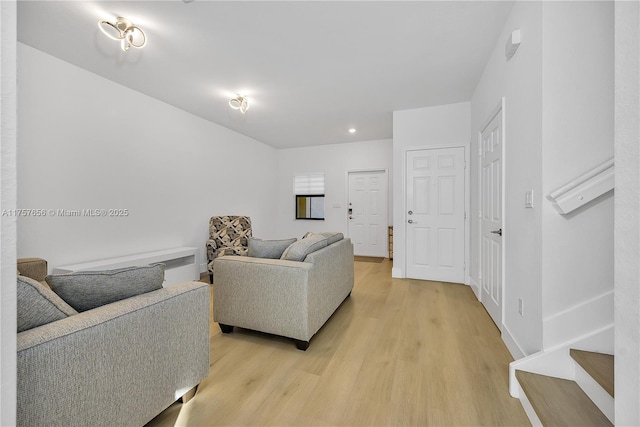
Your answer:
17;275;78;332
208;216;252;259
248;237;297;259
46;263;165;312
281;234;328;262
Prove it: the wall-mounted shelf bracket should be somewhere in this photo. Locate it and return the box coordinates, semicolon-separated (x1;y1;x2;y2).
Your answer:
546;157;614;215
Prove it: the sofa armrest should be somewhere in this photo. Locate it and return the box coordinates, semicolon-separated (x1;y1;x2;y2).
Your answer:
17;281;210;427
213;256;313;340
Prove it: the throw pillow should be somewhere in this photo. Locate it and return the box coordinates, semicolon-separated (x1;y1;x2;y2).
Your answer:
301;232;344;245
248;237;297;259
46;263;165;312
281;234;328;262
317;232;344;245
17;275;78;333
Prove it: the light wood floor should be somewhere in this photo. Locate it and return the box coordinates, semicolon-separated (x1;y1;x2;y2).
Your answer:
146;259;530;427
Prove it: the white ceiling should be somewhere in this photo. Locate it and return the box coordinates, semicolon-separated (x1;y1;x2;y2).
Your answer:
17;1;514;149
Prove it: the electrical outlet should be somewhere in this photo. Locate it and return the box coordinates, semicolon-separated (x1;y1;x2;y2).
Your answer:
518;298;524;316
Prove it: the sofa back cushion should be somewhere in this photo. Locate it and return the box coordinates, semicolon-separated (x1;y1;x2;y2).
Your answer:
17;275;78;332
281;234;328;262
46;263;165;312
248;237;297;259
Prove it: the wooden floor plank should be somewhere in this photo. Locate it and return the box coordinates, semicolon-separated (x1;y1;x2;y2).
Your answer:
570;349;615;397
147;259;530;426
516;370;612;427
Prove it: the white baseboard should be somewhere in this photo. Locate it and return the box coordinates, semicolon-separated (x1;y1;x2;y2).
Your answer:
543;290;614;350
468;276;480;300
391;267;403;278
575;361;614;423
503;324;527;362
515;381;543;427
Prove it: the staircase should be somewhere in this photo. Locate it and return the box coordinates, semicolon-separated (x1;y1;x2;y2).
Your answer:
510;327;614;426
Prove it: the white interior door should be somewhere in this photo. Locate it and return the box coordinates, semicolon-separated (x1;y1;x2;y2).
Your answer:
406;148;465;283
480;109;503;328
348;170;388;257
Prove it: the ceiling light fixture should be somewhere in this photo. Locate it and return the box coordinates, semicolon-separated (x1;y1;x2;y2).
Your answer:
229;94;249;113
348;128;357;134
99;17;146;52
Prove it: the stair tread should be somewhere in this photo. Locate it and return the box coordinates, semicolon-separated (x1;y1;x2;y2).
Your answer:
516;370;612;427
570;349;614;397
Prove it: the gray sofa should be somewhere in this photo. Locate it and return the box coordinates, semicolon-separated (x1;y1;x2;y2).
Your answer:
213;235;354;350
16;258;210;427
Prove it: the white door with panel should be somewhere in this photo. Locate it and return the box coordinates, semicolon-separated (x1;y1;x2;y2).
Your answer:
480;110;503;328
348;170;388;257
405;148;465;283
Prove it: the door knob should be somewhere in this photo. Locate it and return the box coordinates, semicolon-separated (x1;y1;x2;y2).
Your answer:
408;210;413;215
408;219;414;224
491;228;502;236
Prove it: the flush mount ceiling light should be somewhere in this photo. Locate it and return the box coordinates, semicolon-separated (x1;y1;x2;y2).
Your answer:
99;17;146;52
229;94;249;113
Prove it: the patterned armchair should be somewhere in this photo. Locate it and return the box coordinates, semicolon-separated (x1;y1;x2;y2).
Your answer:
206;216;252;283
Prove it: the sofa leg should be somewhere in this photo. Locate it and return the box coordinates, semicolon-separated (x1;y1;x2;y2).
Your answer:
294;339;310;351
219;324;234;333
209;273;213;284
180;385;198;404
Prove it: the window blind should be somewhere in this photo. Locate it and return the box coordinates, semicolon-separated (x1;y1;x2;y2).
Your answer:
294;173;325;195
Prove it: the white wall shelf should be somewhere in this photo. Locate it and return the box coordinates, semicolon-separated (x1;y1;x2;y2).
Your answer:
53;247;200;287
546;158;614;215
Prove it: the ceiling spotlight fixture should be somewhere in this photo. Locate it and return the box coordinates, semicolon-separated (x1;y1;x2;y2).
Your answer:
348;128;357;134
99;17;146;52
229;94;249;113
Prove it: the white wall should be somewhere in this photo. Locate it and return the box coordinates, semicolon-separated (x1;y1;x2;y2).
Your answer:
275;139;392;240
470;1;614;358
17;44;278;273
392;102;470;278
470;1;544;357
1;2;17;426
614;1;640;424
540;1;614;348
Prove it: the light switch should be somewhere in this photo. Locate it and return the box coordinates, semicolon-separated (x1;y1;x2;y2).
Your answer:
525;190;534;208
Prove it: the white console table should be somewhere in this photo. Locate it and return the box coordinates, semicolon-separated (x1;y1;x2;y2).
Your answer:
53;247;200;287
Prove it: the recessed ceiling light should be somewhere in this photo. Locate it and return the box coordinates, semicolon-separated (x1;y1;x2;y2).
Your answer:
348;128;356;134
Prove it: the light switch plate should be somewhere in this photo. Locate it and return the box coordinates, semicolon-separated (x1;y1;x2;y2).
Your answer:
525;190;534;208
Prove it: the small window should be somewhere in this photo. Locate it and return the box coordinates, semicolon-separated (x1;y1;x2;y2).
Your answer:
294;173;325;220
296;195;325;220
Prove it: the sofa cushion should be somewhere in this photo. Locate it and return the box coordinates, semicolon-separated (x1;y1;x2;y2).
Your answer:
17;275;78;332
281;234;328;262
248;237;297;259
46;263;165;312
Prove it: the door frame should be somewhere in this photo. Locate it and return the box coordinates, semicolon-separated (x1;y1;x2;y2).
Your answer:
345;168;390;256
401;145;469;281
477;97;506;330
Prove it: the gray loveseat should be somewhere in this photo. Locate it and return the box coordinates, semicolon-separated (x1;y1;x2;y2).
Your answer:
16;258;210;427
213;234;354;350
